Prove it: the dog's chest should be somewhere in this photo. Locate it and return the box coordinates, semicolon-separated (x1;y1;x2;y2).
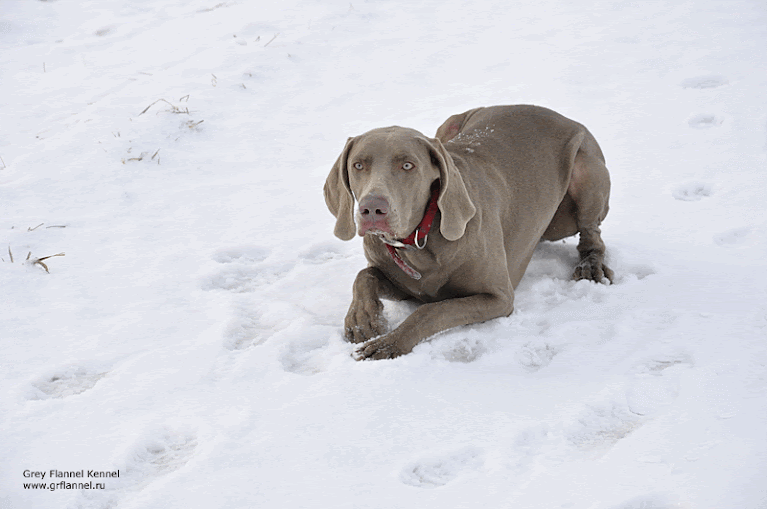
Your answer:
364;238;455;302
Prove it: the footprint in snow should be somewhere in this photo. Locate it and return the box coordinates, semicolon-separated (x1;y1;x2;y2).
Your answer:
203;245;294;292
626;354;693;417
212;246;269;264
221;298;302;353
680;74;728;89
279;324;333;375
517;340;560;372
671;182;712;201
436;335;489;363
425;323;495;363
688;113;723;129
223;311;271;351
400;446;484;488
713;227;751;246
30;366;108;400
565;401;643;456
297;241;351;264
76;429;197;509
566;354;692;453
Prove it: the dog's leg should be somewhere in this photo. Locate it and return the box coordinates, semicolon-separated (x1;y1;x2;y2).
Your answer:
569;140;614;283
354;293;513;360
345;267;412;343
574;223;613;282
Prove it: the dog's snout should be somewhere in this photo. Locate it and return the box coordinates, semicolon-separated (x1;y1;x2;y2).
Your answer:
359;195;389;220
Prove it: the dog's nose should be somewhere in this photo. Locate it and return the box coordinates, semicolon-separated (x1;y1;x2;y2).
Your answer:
359;195;389;220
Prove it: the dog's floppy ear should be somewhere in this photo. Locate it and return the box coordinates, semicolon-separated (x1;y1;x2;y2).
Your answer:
435;108;482;143
323;137;357;241
426;137;476;241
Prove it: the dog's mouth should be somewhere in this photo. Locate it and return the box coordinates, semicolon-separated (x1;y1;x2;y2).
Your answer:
358;213;409;244
363;228;413;249
358;221;395;238
363;227;394;240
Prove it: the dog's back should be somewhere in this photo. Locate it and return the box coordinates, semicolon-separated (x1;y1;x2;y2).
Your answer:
437;105;591;286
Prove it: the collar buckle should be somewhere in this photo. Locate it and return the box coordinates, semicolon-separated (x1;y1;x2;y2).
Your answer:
413;228;428;250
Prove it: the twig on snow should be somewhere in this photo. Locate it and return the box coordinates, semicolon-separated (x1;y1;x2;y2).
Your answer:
264;33;279;47
32;252;65;273
138;99;189;116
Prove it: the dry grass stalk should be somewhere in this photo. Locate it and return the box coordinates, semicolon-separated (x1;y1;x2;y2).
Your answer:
4;244;66;272
264;33;279;47
138;99;189;116
46;225;66;228
28;223;44;231
32;252;65;273
0;155;6;169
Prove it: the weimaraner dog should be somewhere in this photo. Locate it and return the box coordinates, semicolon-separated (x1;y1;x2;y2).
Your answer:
324;105;612;360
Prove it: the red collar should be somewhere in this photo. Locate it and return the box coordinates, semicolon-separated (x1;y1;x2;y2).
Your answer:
382;181;440;280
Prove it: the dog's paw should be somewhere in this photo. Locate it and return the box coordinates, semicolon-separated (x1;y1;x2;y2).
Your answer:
573;255;614;284
353;335;409;361
344;298;387;343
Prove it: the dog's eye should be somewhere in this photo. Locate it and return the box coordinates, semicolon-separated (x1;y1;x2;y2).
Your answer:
353;162;363;170
402;162;415;171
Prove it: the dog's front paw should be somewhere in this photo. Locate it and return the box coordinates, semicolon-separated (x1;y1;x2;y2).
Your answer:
353;335;409;361
344;298;387;343
573;255;614;284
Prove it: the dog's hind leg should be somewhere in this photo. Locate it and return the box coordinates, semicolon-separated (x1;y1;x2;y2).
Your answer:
568;131;614;283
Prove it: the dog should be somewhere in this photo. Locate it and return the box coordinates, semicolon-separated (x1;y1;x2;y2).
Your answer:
324;105;612;360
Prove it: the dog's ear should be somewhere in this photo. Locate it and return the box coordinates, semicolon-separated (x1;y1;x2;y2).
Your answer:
426;137;476;241
435;108;482;143
323;137;357;241
435;113;463;143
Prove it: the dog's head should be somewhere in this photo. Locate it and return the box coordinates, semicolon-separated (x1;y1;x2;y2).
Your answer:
324;126;476;243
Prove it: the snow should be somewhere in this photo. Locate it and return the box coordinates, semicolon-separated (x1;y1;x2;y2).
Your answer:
1;0;766;508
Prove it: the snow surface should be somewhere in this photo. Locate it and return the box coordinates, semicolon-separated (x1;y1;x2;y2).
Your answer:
1;0;766;508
